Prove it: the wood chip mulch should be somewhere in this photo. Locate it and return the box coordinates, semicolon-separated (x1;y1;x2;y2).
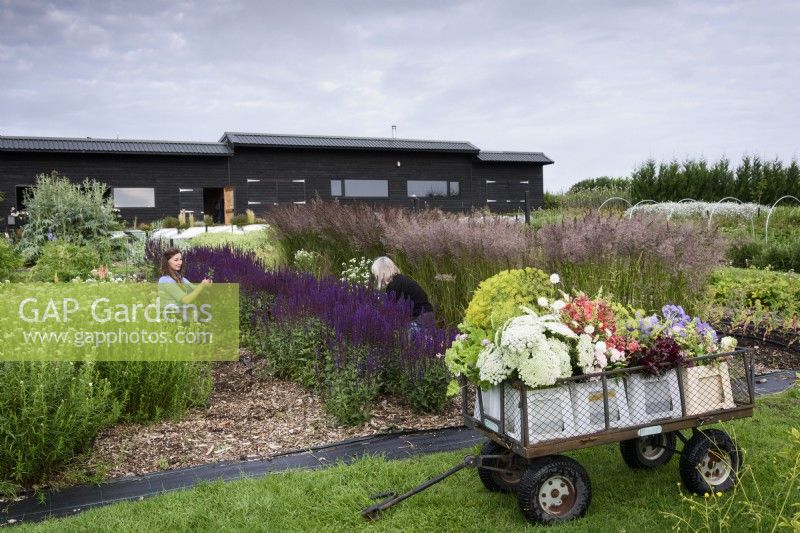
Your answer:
87;353;464;480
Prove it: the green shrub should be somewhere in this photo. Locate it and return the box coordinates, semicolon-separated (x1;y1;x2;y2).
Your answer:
323;360;378;426
727;240;764;268
97;362;212;422
231;214;249;227
402;359;450;414
256;318;332;388
760;240;800;272
160;217;181;229
0;362;120;488
464;268;556;331
706;268;800;317
0;238;22;281
542;192;561;210
18;172;121;263
31;241;97;281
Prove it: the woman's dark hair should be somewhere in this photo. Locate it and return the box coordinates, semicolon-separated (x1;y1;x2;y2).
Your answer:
160;248;185;282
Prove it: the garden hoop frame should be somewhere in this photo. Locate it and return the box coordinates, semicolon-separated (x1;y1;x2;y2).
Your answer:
597;197;632;213
764;195;800;244
707;197;755;239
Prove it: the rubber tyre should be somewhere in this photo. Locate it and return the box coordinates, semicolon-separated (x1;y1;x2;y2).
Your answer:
620;432;677;469
517;455;592;524
679;429;742;495
477;440;525;493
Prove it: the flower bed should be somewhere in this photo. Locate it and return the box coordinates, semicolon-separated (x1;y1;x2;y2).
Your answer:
176;245;456;424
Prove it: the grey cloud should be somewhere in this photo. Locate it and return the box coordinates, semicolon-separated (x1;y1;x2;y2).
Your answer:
1;0;798;190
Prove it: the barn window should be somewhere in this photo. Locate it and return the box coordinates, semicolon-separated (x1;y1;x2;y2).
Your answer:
113;188;155;208
343;180;388;198
407;180;447;197
330;179;342;197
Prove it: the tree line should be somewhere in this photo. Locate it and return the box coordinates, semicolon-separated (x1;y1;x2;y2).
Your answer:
568;156;800;205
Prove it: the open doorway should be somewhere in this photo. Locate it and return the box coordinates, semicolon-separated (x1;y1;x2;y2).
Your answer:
203;187;234;224
16;185;33;210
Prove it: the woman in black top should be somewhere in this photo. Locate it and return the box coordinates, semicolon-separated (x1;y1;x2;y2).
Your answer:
371;256;435;328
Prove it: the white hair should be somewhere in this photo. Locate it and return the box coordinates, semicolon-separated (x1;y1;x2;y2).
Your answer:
371;256;401;289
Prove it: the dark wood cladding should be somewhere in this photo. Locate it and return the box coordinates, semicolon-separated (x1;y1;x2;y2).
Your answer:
1;145;548;221
472;162;545;211
0;151;229;222
228;147;477;216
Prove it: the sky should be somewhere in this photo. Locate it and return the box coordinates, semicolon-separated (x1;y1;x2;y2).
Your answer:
1;0;798;192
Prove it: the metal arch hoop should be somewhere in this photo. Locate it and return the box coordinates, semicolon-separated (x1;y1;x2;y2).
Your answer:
765;195;800;244
668;199;698;220
598;197;632;213
627;199;656;219
707;197;754;238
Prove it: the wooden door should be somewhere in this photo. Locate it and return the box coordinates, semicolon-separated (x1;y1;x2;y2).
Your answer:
223;187;234;225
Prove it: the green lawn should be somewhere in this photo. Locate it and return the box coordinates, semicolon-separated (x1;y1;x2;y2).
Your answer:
20;388;800;532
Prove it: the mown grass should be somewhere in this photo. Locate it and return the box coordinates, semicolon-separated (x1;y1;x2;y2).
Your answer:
181;228;282;267
20;388;800;532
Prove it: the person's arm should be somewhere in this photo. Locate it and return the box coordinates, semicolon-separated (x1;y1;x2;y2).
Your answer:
178;278;212;304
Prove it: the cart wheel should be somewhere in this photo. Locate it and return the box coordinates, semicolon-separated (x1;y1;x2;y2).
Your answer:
477;440;526;493
517;455;591;524
620;432;677;469
679;429;742;494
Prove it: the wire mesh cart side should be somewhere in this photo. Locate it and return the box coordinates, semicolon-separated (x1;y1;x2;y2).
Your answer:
362;350;754;525
463;349;755;523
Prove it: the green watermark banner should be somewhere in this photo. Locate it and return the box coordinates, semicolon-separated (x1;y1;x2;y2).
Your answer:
0;283;239;361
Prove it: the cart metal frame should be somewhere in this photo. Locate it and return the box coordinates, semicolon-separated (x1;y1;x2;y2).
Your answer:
362;349;755;523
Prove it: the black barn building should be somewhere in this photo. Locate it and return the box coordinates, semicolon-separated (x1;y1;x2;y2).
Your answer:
0;132;553;223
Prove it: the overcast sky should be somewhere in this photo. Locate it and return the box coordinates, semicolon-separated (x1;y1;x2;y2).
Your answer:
1;0;798;191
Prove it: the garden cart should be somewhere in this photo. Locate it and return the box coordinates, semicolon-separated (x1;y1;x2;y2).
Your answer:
362;349;755;525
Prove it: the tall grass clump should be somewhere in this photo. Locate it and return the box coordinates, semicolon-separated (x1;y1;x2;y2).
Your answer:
0;362;119;490
384;215;535;325
534;213;726;312
264;200;396;271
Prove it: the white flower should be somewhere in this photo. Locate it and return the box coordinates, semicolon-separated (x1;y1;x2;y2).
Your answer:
549;273;561;284
609;348;624;363
537;296;549;308
550;299;566;312
720;336;738;352
584;325;595;335
594;341;607;353
576;334;594;373
546;337;572;377
518;355;561;388
476;346;512;385
595;352;608;368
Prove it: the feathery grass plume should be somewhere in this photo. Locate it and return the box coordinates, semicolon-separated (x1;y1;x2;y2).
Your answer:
383;213;535;325
533;212;726;312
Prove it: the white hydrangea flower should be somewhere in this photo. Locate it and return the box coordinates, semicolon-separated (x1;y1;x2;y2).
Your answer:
550;299;566;312
546;337;572;378
537;296;549;308
518;354;560;388
549;273;561;284
476;346;512;385
584;325;595;335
